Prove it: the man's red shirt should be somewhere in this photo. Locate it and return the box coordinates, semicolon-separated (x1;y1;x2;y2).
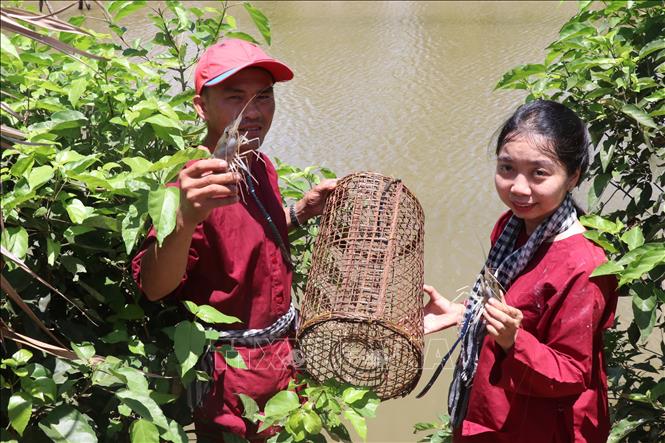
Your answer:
132;153;294;440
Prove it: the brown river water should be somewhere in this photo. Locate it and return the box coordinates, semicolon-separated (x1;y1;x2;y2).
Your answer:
46;1;612;441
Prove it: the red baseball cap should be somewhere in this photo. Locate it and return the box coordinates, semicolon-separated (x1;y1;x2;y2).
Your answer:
194;38;293;94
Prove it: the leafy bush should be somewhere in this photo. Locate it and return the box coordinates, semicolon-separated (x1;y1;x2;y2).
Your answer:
413;414;452;443
0;1;355;442
238;376;379;443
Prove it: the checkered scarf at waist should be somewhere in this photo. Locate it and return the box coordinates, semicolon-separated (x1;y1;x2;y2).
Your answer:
186;303;296;410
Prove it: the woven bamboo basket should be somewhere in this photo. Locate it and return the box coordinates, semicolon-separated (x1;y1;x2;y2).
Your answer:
297;172;424;399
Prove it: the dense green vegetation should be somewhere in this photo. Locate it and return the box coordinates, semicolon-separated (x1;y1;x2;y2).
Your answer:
0;1;374;442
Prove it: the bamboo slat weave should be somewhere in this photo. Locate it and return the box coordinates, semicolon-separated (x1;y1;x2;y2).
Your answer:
297;172;424;399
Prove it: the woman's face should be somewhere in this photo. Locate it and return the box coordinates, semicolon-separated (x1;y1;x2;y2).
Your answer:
494;135;580;234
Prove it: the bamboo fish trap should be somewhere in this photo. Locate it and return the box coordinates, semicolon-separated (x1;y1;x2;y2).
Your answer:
297;172;425;399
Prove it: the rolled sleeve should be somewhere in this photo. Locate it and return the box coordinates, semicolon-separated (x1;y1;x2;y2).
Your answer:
489;271;606;398
130;226;200;299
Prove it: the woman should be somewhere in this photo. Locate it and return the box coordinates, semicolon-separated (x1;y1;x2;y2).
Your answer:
423;100;618;442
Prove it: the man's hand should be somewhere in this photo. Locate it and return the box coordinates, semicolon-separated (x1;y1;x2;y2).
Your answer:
295;179;337;222
423;284;465;335
483;298;523;351
178;158;241;227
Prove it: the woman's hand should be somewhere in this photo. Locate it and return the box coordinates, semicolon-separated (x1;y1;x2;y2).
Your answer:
483;298;523;351
423;284;465;335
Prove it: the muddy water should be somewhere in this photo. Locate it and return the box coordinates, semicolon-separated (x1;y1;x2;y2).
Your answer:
54;1;584;441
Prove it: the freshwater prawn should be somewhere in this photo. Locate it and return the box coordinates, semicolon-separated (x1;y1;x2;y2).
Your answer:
472;266;506;323
211;91;267;202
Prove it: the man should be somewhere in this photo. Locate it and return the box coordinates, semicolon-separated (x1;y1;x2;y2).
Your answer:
131;38;336;441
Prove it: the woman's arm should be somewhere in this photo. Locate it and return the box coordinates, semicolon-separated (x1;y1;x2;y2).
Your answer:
486;272;608;398
423;285;466;334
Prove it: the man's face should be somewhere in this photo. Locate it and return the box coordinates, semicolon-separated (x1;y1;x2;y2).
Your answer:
194;67;275;152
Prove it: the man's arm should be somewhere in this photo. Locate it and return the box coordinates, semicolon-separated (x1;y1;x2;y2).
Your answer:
140;158;240;301
285;179;337;230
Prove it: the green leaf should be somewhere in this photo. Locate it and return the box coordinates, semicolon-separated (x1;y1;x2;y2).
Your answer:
594;139;616;173
143;114;182;131
583;231;618;254
112;1;147;21
351;396;380;418
587;172;611;210
195;305;242;324
148;187;180;246
1;226;29;260
83;215;121;232
173;321;206;376
1;32;22;64
620;227;645;251
10;156;35;178
182;300;199;314
130;419;159;443
607;416;647;443
28;378;58;402
61;256;87;278
122;202;147;254
621;104;658;129
631;284;657;343
302;410;322;434
237;393;260;422
128;338;146;356
113;303;144;320
68;78;88;107
243;3;271;45
650;381;665;402
50;110;88;131
65;198;95;224
218;344;246;369
413;422;438;432
579;214;622;234
115;389;170;431
224;31;259;44
285;410;306;441
343;409;367;441
38;405;97;443
264;390;300;419
47;237;61;266
8;392;32;436
114;367;149;394
342;387;368;405
28;165;54;190
162;419;188;443
638;39;665;59
148;148;208;174
495;64;545;89
590;261;623;277
619;245;665;286
12;349;33;365
558;21;595;41
173;4;191;30
71;341;95;362
123;157;154;174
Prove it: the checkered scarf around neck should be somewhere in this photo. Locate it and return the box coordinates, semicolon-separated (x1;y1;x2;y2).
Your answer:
446;193;578;427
